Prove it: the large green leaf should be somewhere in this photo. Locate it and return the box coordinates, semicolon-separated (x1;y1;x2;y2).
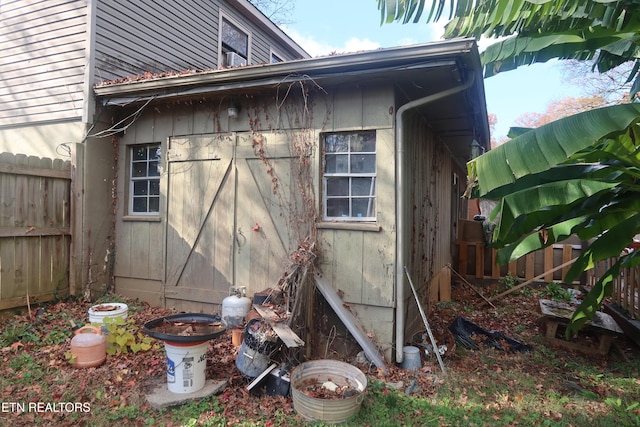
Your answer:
565;213;640;282
568;249;640;335
467;103;640;197
378;1;640;96
495;217;586;263
493;179;618;243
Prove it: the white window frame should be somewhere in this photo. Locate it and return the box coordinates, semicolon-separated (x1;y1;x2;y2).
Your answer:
322;131;377;222
269;49;284;63
219;13;251;66
129;143;161;216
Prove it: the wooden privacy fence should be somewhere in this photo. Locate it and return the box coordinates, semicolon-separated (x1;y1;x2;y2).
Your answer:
458;241;582;285
587;259;639;321
0;152;72;310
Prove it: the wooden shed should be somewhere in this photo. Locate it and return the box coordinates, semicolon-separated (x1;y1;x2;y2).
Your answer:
93;38;490;363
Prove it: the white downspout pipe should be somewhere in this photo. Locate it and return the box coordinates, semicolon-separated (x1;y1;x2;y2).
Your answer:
395;71;475;363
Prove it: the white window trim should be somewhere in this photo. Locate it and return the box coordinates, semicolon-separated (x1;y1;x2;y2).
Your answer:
128;143;161;217
269;48;284;63
218;11;252;66
322;131;377;222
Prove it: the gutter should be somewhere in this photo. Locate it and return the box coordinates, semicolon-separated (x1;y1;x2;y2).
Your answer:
395;70;476;363
94;38;477;99
99;59;458;107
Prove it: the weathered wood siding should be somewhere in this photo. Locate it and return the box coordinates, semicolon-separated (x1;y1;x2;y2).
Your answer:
0;0;87;126
94;0;305;83
0;152;71;310
315;84;397;350
113;84;396;328
403;111;461;335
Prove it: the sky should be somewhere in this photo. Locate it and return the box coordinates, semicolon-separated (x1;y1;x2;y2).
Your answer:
282;1;584;140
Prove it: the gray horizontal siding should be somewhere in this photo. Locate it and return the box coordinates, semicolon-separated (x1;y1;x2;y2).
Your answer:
94;0;305;83
1;0;306;126
0;0;87;127
95;0;219;82
221;3;294;65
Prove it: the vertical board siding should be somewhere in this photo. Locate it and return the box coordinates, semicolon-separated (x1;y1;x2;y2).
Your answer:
0;0;87;126
0;152;71;309
404;112;456;335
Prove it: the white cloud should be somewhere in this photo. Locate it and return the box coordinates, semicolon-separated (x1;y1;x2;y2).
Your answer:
284;27;382;57
343;37;381;53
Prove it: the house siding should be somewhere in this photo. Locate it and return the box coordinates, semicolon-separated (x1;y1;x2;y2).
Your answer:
1;0;306;128
94;0;305;83
0;0;88;126
403;111;463;339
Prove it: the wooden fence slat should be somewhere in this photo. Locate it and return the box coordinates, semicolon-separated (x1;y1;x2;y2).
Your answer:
525;252;535;280
544;246;554;282
458;242;583;285
0;152;71;310
459;242;468;276
487;258;578;303
475;243;484;279
491;249;500;279
562;245;573;279
508;260;517;277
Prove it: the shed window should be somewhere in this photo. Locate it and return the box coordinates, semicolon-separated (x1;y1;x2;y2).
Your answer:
129;144;160;215
221;18;248;65
323;131;376;221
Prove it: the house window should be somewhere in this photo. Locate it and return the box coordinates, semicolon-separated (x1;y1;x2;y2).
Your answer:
323;131;376;221
270;52;283;63
221;17;248;66
129;144;160;215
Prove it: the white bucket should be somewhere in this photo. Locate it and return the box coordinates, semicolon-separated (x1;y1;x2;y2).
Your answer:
88;303;128;324
164;341;208;394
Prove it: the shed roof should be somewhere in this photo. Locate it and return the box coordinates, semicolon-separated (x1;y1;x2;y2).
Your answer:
94;37;490;164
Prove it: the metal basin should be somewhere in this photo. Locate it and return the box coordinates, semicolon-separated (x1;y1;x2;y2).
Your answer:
143;313;226;343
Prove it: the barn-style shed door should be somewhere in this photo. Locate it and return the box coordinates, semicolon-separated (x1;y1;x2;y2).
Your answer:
164;133;292;310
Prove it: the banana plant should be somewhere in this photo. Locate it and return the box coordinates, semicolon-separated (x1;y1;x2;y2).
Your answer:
466;103;640;333
378;0;640;97
378;0;640;333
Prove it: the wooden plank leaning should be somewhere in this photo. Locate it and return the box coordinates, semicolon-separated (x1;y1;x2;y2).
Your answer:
446;263;496;308
486;257;578;304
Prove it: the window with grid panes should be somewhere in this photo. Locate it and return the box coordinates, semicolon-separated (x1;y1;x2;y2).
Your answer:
129;144;160;215
323;131;376;221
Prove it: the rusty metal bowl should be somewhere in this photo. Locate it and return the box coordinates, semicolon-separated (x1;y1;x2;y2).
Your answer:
143;313;226;343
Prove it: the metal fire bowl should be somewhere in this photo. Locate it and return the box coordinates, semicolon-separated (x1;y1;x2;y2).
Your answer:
143;313;226;343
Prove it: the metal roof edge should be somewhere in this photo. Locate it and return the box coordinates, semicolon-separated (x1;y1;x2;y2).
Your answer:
94;38;479;98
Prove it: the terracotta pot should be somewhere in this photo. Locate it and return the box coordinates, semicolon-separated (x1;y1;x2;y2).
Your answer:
232;328;245;347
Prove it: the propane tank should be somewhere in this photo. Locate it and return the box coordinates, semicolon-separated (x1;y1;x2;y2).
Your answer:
221;286;252;328
70;325;106;368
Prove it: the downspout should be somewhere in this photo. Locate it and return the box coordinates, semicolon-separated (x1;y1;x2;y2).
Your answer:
395;71;475;363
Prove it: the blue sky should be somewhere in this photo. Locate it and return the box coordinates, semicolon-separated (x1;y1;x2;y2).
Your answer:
282;1;583;139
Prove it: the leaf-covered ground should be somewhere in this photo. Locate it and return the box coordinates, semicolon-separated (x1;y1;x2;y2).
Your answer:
0;281;638;426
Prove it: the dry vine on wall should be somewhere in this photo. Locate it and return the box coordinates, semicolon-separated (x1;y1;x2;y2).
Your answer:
244;79;331;356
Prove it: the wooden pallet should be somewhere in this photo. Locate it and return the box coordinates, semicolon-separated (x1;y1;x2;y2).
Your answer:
539;299;623;356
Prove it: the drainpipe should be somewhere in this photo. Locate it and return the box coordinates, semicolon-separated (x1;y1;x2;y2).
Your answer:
395;71;475;363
